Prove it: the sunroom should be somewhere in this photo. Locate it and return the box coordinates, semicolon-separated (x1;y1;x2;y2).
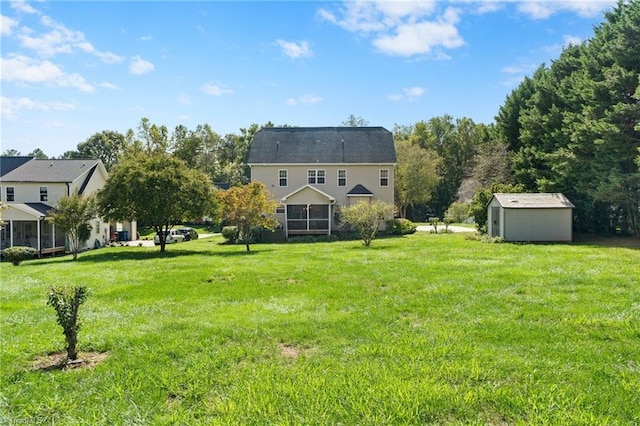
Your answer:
280;185;336;237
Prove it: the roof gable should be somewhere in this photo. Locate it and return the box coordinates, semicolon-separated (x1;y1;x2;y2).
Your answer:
282;184;335;204
492;193;575;209
248;127;396;164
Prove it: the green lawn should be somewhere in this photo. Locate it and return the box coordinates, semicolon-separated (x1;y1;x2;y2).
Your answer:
1;233;639;424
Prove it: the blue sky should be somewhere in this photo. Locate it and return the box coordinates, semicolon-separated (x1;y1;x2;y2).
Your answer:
1;0;617;158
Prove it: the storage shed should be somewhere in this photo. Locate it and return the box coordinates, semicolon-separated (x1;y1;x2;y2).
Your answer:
487;193;575;242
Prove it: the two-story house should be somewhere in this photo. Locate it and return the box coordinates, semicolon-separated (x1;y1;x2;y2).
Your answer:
248;127;396;238
0;156;135;255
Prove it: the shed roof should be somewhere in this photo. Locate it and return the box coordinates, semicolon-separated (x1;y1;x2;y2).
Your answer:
248;127;396;164
492;193;575;209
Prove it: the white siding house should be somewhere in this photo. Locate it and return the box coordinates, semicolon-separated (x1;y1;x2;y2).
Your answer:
487;193;575;242
0;157;136;255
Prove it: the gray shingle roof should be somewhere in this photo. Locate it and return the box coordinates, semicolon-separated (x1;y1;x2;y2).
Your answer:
248;127;396;164
0;156;33;178
0;158;101;183
493;193;575;208
347;184;373;195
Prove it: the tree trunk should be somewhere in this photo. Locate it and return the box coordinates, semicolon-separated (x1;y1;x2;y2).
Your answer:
245;242;250;252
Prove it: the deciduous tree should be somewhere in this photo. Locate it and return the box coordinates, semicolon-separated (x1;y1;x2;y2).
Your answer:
217;182;279;252
394;140;441;219
49;192;96;260
97;152;217;252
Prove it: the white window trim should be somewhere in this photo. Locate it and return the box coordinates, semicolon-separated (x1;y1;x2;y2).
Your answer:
6;186;15;202
40;186;48;202
278;169;288;187
308;169;326;185
337;169;347;187
379;169;389;187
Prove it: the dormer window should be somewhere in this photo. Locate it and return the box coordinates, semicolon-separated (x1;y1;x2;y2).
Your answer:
40;186;48;202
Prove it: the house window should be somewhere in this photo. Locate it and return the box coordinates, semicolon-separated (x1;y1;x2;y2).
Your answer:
338;169;347;187
308;169;326;185
278;169;288;187
275;204;285;214
6;187;15;202
379;169;389;187
40;186;48;202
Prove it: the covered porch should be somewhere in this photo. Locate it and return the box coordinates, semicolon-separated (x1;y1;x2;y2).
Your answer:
1;203;66;256
281;185;336;238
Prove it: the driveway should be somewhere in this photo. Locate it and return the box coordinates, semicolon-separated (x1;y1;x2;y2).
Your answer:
416;225;476;233
122;233;218;247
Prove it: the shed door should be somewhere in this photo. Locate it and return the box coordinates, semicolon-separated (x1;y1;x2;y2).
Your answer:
491;207;500;237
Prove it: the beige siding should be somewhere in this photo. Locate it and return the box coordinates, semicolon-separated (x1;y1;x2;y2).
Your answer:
251;164;395;205
4;182;69;204
503;208;572;242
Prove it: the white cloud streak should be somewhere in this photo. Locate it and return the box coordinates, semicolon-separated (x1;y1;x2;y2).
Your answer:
1;15;18;36
201;82;233;96
130;55;154;75
1;54;94;92
286;94;323;106
1;95;76;120
276;39;313;59
16;15;123;63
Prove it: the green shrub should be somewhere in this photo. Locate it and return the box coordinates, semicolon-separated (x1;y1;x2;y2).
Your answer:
2;246;37;266
221;226;239;242
47;286;88;361
444;202;471;223
386;218;417;235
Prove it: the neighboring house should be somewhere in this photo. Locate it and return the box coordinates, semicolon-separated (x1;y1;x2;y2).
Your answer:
0;156;135;255
487;193;575;242
248;127;396;238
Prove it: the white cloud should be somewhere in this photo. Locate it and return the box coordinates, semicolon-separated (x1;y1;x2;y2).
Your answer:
276;39;313;59
1;15;19;36
139;35;154;42
201;83;233;96
1;54;94;92
517;1;616;19
1;95;76;120
389;86;426;102
286;94;323;106
10;0;38;15
16;15;123;63
98;82;121;90
373;9;464;57
130;55;154;75
320;2;464;58
563;34;583;46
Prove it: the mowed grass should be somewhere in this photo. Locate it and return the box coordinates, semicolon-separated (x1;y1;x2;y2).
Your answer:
1;233;639;425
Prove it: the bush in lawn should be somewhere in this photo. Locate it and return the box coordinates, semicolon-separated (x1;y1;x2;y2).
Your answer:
47;286;88;362
428;217;440;233
2;246;37;266
221;226;239;243
445;202;471;223
386;218;417;235
340;200;395;246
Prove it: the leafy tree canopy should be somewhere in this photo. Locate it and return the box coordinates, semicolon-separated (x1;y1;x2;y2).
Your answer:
97;151;217;252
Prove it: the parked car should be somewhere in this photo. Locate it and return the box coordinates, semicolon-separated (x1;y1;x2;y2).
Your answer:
154;229;185;245
176;227;199;241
